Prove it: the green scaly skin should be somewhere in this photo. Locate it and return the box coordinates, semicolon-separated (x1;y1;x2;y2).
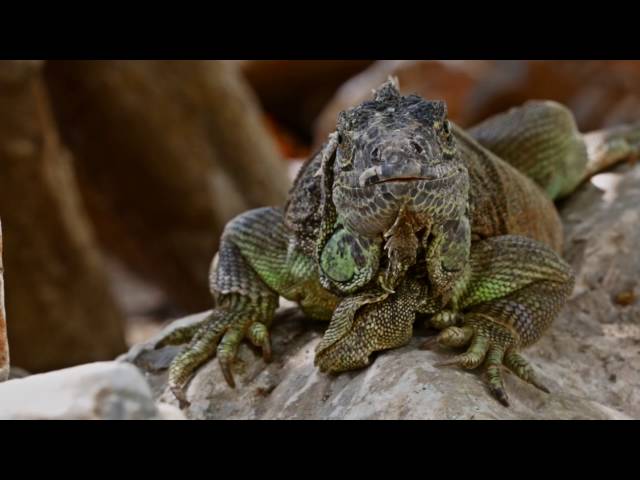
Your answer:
155;79;640;408
314;235;574;406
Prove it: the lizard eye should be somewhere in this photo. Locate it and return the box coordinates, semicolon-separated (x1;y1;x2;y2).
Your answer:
440;120;456;159
337;133;344;144
371;147;379;161
338;156;352;171
411;142;423;154
437;120;453;143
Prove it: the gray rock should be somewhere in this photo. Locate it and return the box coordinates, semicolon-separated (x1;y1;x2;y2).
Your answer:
156;402;187;420
124;162;640;420
531;162;640;418
0;361;172;420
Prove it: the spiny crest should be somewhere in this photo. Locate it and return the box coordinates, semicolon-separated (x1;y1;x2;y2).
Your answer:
372;76;401;103
405;97;447;125
337;78;451;134
370;76;448;125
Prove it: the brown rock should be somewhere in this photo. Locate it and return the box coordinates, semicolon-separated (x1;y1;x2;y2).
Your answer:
0;60;127;372
464;61;640;131
44;60;290;311
0;220;7;382
238;60;373;141
314;60;640;148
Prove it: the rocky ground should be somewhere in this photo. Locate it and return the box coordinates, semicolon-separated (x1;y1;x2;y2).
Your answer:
0;362;184;419
120;160;640;420
0;161;638;420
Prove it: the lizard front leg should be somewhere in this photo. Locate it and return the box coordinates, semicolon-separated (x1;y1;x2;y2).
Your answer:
424;214;471;305
154;207;308;408
428;235;574;406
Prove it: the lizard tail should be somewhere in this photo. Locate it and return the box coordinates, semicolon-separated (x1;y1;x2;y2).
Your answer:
580;121;640;182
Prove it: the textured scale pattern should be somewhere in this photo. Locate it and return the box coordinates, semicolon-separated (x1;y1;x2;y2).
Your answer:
315;279;423;372
152;79;640;408
455;125;564;252
468;100;588;199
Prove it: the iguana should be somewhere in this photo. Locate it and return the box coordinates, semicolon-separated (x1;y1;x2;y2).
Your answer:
154;78;640;408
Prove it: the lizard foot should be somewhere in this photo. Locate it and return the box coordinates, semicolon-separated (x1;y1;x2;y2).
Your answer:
433;317;549;407
429;309;464;329
314;290;391;373
315;279;420;373
154;296;275;407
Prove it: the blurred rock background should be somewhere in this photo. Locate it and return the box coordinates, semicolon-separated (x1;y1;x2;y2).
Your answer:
1;59;639;374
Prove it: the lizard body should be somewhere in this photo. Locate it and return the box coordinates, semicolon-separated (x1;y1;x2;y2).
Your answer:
156;79;640;407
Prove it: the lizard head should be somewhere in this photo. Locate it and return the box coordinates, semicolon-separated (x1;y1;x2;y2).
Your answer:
331;78;469;238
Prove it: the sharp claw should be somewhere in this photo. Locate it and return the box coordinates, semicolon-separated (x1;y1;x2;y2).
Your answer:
537;384;550;394
419;336;439;350
504;352;551;395
380;284;395;294
171;387;191;409
490;387;510;407
531;379;550;394
378;276;396;293
219;357;236;389
262;337;272;363
435;356;461;367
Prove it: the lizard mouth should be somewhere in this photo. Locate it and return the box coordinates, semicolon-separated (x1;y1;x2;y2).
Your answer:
373;176;436;184
351;168;462;191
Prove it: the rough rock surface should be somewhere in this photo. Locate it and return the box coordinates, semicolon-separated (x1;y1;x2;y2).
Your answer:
123;162;640;420
0;361;185;420
0;60;127;372
44;60;290;313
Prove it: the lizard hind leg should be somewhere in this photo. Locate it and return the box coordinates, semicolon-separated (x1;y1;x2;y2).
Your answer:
435;315;522;407
434;235;574;406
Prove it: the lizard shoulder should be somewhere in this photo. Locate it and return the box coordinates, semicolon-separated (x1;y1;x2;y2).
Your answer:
452;122;562;250
283;148;324;256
